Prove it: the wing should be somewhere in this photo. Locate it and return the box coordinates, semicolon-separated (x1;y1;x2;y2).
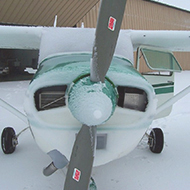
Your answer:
130;30;190;52
1;26;190;52
0;25;42;50
129;30;190;118
0;25;41;121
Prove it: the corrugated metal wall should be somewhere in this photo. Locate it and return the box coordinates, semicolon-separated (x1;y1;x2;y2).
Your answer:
77;0;190;70
0;0;99;27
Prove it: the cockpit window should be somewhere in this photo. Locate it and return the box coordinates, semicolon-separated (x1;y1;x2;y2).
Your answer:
117;86;148;112
34;85;67;111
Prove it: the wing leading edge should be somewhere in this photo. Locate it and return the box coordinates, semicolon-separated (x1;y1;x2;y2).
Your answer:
1;26;190;53
130;30;190;52
0;25;43;50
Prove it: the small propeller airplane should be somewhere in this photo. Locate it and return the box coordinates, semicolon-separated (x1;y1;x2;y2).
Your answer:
0;0;190;189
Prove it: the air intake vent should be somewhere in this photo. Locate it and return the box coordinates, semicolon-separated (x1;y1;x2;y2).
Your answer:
75;133;107;150
34;85;67;111
39;91;65;110
117;86;148;112
96;134;107;150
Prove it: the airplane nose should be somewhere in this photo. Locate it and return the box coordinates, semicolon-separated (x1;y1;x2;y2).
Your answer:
68;76;118;126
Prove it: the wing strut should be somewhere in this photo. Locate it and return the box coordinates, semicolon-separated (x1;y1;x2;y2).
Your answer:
156;85;190;116
0;98;28;124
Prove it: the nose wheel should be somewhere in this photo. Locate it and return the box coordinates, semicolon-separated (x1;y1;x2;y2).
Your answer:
148;128;164;153
1;127;18;154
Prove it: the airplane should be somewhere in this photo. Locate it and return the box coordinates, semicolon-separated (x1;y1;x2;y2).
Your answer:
0;0;190;189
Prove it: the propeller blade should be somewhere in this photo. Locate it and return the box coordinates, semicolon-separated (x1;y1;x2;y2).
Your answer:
64;125;96;190
91;0;127;82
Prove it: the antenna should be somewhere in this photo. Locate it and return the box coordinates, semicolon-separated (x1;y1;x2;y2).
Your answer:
54;15;58;27
81;22;84;28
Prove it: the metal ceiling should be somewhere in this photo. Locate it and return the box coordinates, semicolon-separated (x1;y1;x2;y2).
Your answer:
0;0;100;27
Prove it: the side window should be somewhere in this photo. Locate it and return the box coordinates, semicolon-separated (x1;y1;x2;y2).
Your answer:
34;85;67;111
136;46;182;75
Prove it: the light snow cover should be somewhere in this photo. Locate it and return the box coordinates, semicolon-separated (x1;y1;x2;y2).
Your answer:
0;25;42;49
0;71;190;189
68;79;114;126
22;54;157;167
154;0;190;11
39;28;134;64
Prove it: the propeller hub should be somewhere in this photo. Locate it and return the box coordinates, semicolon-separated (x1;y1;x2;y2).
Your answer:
68;76;118;126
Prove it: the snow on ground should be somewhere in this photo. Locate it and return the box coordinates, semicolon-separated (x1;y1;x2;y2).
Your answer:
0;71;189;190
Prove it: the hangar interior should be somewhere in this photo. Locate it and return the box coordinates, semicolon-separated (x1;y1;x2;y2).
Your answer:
0;0;190;81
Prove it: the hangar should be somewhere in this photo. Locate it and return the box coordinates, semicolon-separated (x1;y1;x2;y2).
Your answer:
0;0;190;80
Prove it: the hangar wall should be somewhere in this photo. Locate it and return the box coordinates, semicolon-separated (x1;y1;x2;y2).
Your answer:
77;0;190;71
0;0;99;27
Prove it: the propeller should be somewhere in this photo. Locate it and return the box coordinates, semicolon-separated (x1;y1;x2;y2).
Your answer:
64;0;127;189
64;125;96;189
91;0;127;83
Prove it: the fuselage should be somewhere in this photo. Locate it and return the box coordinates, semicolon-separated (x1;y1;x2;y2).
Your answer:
24;52;157;166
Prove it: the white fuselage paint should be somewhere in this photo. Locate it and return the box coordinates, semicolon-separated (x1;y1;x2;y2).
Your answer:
24;53;157;166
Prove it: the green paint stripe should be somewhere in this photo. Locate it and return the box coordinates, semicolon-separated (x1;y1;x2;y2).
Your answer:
152;82;174;88
154;86;174;94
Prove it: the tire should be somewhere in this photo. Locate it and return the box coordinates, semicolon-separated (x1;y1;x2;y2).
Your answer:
1;127;17;154
148;128;164;154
